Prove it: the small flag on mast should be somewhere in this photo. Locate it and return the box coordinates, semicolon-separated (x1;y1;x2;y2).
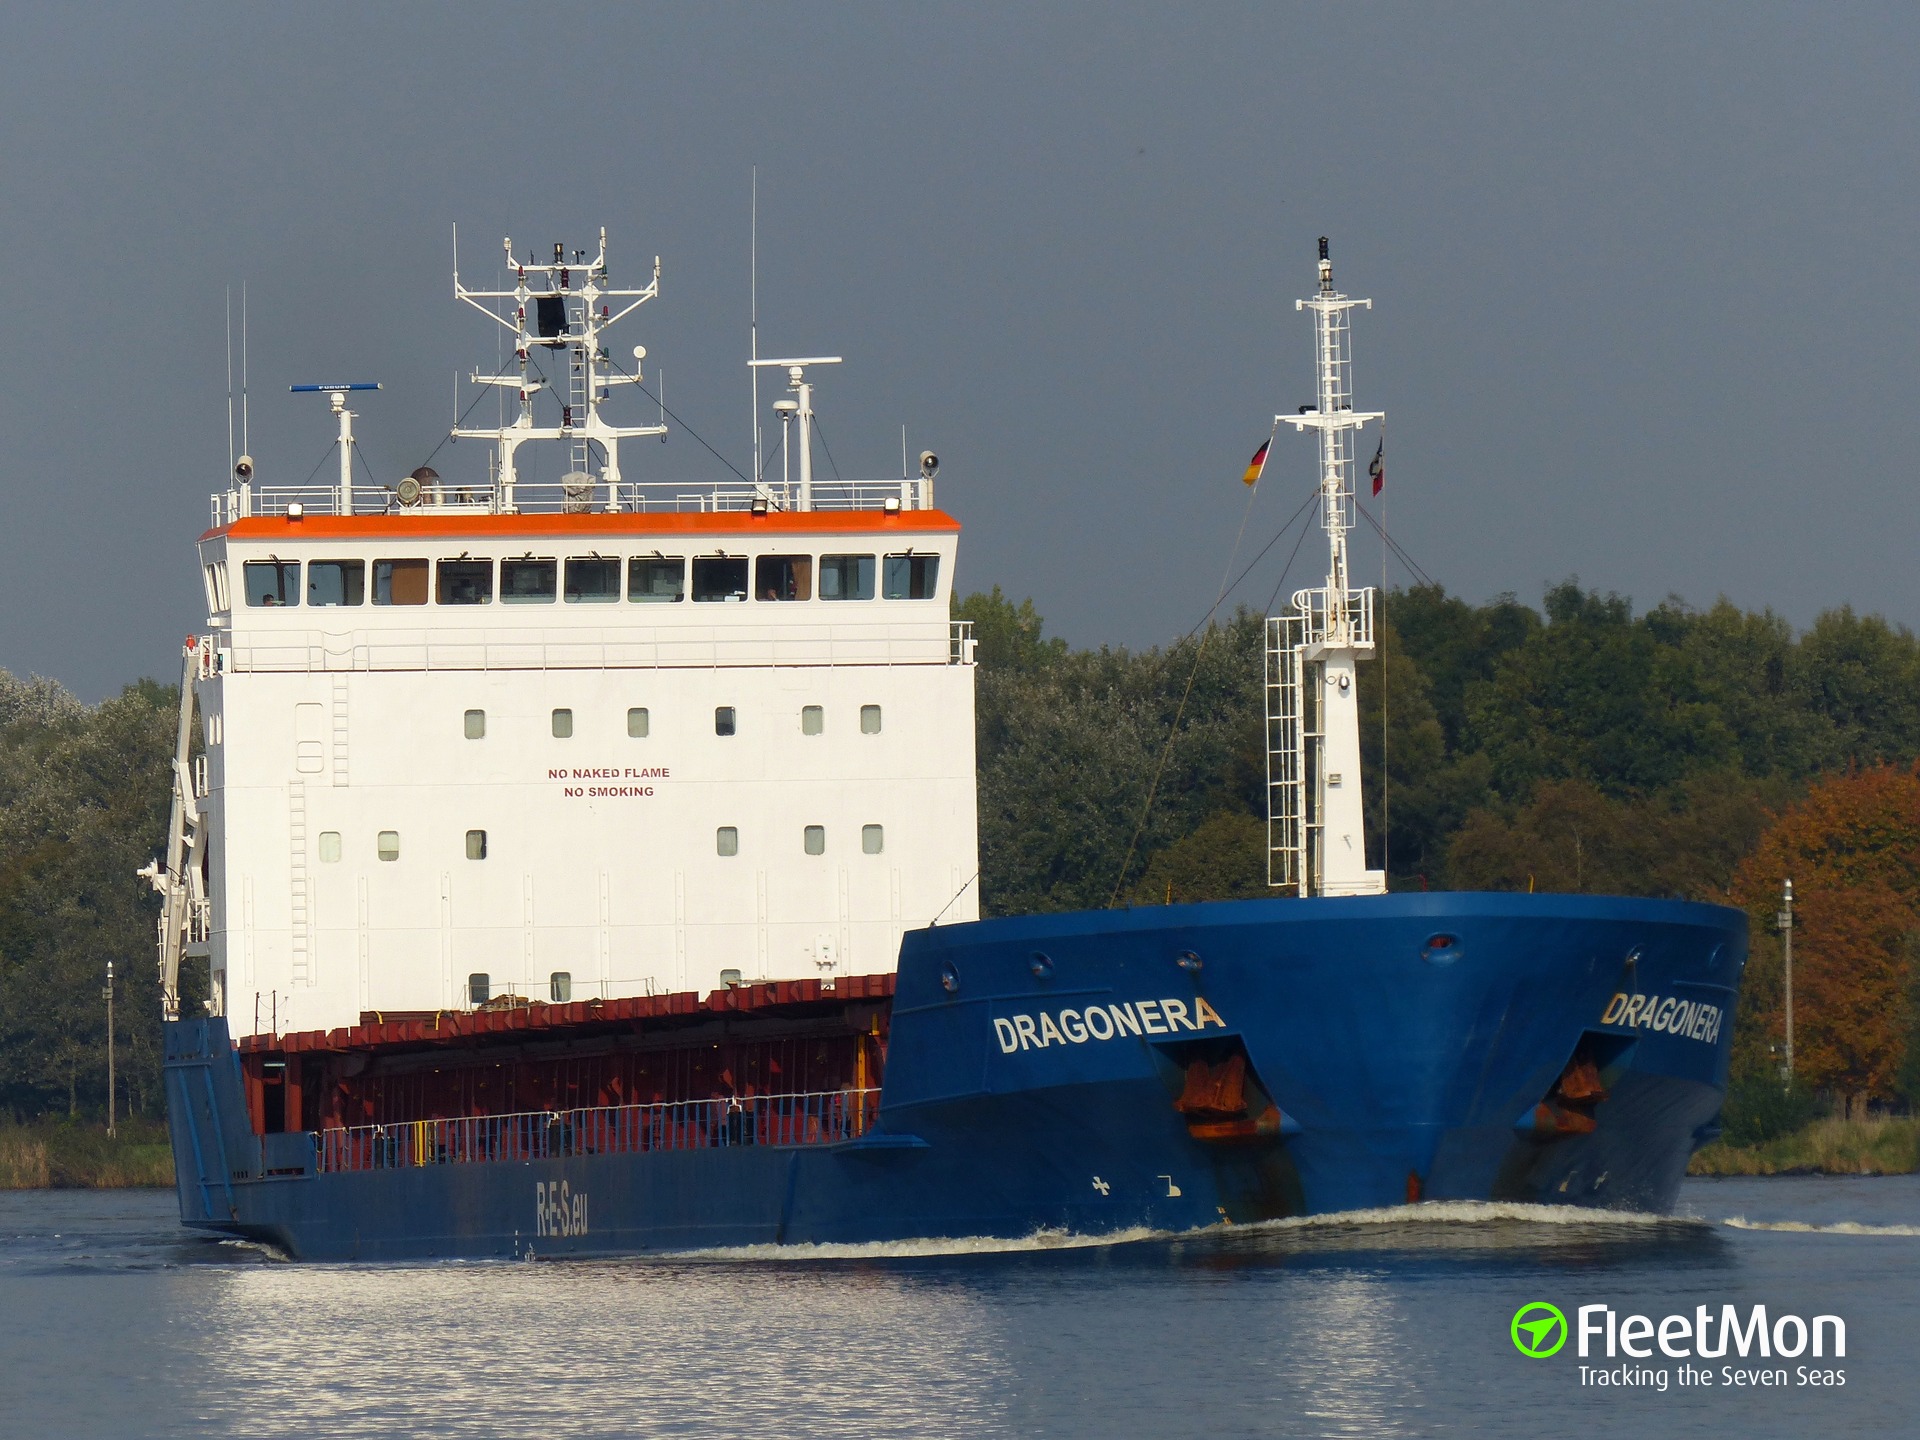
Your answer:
1368;439;1384;496
1242;440;1270;487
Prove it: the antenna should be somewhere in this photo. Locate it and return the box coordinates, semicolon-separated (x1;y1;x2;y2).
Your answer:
750;167;761;482
225;287;235;479
241;282;250;456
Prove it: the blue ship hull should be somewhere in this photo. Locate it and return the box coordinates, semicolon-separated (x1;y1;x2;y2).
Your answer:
163;893;1744;1261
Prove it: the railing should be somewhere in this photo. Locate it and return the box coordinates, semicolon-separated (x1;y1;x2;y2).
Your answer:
1286;585;1375;650
213;476;935;525
222;619;974;675
313;1088;881;1174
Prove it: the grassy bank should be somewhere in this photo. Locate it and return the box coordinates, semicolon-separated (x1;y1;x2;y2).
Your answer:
1690;1115;1920;1177
0;1119;175;1188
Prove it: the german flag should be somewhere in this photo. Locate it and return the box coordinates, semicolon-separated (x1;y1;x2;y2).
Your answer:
1242;440;1270;487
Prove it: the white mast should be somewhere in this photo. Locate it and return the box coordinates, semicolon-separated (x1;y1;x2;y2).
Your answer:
453;229;666;511
1267;237;1386;898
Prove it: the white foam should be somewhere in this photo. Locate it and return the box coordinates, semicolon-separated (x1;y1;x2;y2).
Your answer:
665;1224;1176;1263
1243;1199;1688;1231
1723;1217;1920;1237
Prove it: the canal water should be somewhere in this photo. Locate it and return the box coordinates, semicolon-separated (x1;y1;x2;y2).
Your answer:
1;1176;1914;1438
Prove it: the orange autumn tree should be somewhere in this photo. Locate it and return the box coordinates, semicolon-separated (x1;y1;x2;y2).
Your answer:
1732;764;1920;1099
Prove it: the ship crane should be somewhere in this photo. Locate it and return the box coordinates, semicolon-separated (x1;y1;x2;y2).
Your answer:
1266;238;1386;898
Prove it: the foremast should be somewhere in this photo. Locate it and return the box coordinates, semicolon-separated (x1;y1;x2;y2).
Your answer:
1267;239;1386;898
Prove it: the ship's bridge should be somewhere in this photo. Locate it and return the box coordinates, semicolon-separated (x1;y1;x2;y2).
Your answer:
164;229;980;1040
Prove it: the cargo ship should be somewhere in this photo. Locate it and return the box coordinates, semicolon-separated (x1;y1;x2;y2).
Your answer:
152;233;1744;1260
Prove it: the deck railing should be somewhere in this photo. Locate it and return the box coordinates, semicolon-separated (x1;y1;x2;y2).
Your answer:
311;1088;881;1174
213;476;935;526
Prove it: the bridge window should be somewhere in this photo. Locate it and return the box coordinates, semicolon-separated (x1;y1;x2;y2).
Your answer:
862;824;884;854
468;973;491;1005
754;554;812;601
464;709;485;739
243;560;300;607
692;555;748;602
801;705;823;735
804;825;826;855
551;709;573;738
883;553;940;600
819;554;875;600
550;972;572;1003
630;555;686;602
566;557;621;603
500;558;557;603
373;558;429;605
715;706;736;737
437;559;494;605
307;560;365;606
465;829;487;860
716;826;739;857
377;830;400;861
627;707;650;738
861;704;883;734
318;831;342;863
206;562;231;612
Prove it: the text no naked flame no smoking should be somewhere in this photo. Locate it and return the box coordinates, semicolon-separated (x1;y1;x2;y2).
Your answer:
550;764;669;798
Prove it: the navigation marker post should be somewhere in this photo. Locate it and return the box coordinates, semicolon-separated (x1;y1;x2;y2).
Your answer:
1777;877;1795;1081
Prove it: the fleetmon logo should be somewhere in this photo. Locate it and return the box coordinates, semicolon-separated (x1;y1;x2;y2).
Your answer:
1511;1302;1568;1358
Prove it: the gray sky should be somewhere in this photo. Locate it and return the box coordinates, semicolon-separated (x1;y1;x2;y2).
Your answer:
4;3;1916;698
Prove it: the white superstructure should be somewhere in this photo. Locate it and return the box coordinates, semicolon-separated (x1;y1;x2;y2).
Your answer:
150;232;978;1035
1266;239;1386;898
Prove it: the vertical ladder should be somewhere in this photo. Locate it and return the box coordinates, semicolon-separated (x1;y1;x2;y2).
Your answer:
288;779;310;985
1265;616;1304;891
567;292;592;486
329;674;349;787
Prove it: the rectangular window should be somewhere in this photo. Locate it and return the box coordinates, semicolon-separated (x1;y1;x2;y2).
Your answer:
627;707;650;738
552;709;573;738
465;829;487;860
803;825;826;855
437;558;494;605
318;831;342;863
203;565;222;612
307;560;365;607
468;973;491;1006
243;560;300;607
862;824;884;855
716;826;739;857
861;704;882;734
754;554;812;601
500;558;557;603
211;561;231;611
373;558;429;606
801;705;824;736
714;706;736;737
819;554;876;600
377;830;400;861
464;709;486;739
550;971;572;1003
882;553;940;600
629;556;686;603
692;555;748;602
566;557;621;603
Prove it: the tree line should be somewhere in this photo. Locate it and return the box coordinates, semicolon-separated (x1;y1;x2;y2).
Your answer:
3;576;1918;1121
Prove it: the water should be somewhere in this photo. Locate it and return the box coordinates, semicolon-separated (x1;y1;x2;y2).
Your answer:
2;1178;1914;1438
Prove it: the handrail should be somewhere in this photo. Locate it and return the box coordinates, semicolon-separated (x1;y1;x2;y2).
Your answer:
213;476;934;524
311;1087;881;1173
